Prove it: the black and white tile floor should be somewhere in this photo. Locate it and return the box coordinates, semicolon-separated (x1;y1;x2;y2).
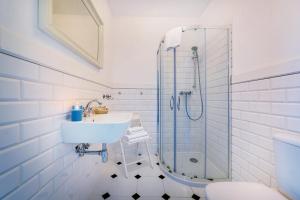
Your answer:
51;154;205;200
86;154;206;200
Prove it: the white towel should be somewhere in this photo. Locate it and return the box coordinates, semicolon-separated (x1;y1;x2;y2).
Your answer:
127;127;144;135
125;130;148;140
125;135;150;144
164;27;183;51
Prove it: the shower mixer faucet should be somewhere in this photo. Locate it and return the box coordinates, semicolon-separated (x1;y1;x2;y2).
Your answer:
179;91;192;95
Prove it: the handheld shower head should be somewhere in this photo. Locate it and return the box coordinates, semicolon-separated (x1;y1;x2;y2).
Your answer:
191;46;198;59
191;46;198;52
191;46;199;89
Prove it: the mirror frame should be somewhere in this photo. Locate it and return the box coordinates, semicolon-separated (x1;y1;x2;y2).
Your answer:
38;0;103;68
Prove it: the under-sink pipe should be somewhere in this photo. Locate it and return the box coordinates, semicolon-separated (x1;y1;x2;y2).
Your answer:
101;143;108;162
75;143;108;163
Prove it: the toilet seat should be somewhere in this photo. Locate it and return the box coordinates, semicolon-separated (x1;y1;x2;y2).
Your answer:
205;182;287;200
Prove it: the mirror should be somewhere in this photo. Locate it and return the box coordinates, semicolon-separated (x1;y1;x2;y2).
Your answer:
39;0;103;68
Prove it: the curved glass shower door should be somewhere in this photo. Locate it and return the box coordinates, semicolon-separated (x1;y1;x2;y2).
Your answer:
175;29;206;179
159;29;207;180
159;47;176;172
158;27;231;185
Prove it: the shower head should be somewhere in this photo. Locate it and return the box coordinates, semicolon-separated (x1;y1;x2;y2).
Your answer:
191;46;198;52
191;46;199;60
191;46;198;59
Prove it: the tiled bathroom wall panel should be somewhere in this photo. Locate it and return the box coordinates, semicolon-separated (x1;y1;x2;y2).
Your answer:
232;72;300;187
0;53;111;199
206;29;230;178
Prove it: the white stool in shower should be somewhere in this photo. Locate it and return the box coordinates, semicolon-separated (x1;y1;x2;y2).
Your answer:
120;113;153;178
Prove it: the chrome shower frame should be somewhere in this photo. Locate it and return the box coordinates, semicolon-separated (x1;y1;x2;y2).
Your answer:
156;25;232;187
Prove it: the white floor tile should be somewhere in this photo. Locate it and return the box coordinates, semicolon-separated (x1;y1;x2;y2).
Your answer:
140;197;164;200
163;177;193;197
108;177;137;196
136;164;161;177
137;177;164;197
92;176;115;195
191;186;206;197
109;196;134;200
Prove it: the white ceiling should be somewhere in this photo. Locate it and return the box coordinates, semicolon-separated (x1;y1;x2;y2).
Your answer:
107;0;211;18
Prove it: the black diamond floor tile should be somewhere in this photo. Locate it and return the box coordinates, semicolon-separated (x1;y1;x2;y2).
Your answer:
136;162;142;165
131;193;140;199
162;193;170;200
110;174;117;179
158;175;165;180
192;194;201;200
156;162;160;165
102;192;110;199
134;174;141;179
138;153;142;156
116;161;122;165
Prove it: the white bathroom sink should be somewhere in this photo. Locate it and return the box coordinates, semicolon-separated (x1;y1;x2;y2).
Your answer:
62;112;133;144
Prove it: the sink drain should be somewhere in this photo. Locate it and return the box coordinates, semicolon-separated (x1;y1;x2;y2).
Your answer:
190;158;198;163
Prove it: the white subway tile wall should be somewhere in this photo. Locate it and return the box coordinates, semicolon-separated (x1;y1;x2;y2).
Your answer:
206;29;230;178
232;73;300;187
0;53;111;199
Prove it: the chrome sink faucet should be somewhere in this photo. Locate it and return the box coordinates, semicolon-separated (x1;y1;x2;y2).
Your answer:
84;99;102;117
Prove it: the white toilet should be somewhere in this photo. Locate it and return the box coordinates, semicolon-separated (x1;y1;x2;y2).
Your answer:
206;133;300;200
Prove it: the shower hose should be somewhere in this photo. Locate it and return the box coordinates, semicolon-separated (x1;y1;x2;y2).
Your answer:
184;55;204;121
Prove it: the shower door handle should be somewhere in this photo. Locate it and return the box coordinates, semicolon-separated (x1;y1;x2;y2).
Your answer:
170;96;174;110
177;96;180;111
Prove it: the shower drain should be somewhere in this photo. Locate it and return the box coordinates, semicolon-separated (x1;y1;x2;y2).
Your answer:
189;158;198;163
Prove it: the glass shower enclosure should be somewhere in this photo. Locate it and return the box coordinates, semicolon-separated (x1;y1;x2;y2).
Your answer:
157;27;231;185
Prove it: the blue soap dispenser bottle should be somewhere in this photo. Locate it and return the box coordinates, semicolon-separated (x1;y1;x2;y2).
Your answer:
71;103;83;121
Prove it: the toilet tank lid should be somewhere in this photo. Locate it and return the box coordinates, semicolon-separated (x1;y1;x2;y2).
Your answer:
273;133;300;147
